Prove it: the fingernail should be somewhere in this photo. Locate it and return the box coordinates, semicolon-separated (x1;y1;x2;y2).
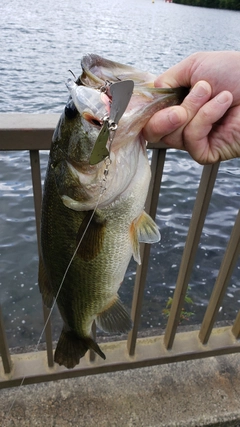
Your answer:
168;109;181;125
216;91;230;104
192;82;208;97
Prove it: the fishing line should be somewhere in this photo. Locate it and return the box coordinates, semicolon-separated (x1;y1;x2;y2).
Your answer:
3;170;109;427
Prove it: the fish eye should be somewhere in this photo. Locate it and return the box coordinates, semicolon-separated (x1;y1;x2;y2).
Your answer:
82;112;102;127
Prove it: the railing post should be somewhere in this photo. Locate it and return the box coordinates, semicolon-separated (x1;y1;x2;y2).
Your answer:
0;305;12;374
29;149;54;367
232;311;240;339
127;149;166;356
29;150;42;252
164;163;219;350
89;322;97;362
199;209;240;344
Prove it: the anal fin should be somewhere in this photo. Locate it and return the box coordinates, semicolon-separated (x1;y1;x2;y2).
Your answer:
96;297;133;334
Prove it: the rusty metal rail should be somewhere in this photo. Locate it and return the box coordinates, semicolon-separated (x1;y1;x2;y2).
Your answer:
0;113;240;389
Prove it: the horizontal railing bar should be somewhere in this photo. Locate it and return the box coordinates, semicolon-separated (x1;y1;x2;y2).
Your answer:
0;114;59;150
199;209;240;344
164;163;219;350
0;306;12;374
0;327;239;389
0;113;168;151
0;113;59;131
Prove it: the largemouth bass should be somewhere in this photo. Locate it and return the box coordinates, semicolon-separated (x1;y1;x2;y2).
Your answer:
39;54;187;369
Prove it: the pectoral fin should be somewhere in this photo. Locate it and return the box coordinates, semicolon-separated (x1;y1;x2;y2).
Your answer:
130;211;161;264
135;211;161;243
76;211;106;261
38;256;54;308
96;297;132;334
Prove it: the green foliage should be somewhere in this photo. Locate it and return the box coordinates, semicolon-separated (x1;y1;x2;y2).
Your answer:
162;286;194;323
173;0;240;9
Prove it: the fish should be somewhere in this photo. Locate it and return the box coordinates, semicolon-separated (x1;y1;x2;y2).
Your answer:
38;54;187;369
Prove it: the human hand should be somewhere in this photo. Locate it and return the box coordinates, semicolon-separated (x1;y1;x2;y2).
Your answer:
143;51;240;164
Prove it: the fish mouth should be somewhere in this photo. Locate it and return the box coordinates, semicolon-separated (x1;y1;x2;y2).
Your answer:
80;54;156;89
65;55;188;167
80;54;188;103
66;79;111;125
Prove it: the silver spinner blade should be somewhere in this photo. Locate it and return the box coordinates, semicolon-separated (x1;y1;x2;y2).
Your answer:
109;80;134;124
89;80;134;165
89;121;109;165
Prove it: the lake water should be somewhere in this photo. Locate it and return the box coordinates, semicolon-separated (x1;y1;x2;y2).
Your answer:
0;0;240;347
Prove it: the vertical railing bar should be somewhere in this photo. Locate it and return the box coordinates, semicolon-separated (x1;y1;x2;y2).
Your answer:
232;311;240;339
164;163;219;350
42;305;54;367
29;150;42;253
89;322;96;362
29;150;54;367
199;209;240;344
127;149;166;356
146;149;167;215
0;305;12;374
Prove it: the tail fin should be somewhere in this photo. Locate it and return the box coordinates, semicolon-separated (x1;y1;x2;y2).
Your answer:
54;328;106;369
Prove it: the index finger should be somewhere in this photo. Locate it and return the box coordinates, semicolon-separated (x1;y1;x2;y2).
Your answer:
144;81;212;146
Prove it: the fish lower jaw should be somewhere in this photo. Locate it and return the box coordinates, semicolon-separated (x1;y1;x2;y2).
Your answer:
61;190;125;211
61;195;99;211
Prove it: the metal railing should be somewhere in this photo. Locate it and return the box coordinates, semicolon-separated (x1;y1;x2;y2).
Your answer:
0;113;240;389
